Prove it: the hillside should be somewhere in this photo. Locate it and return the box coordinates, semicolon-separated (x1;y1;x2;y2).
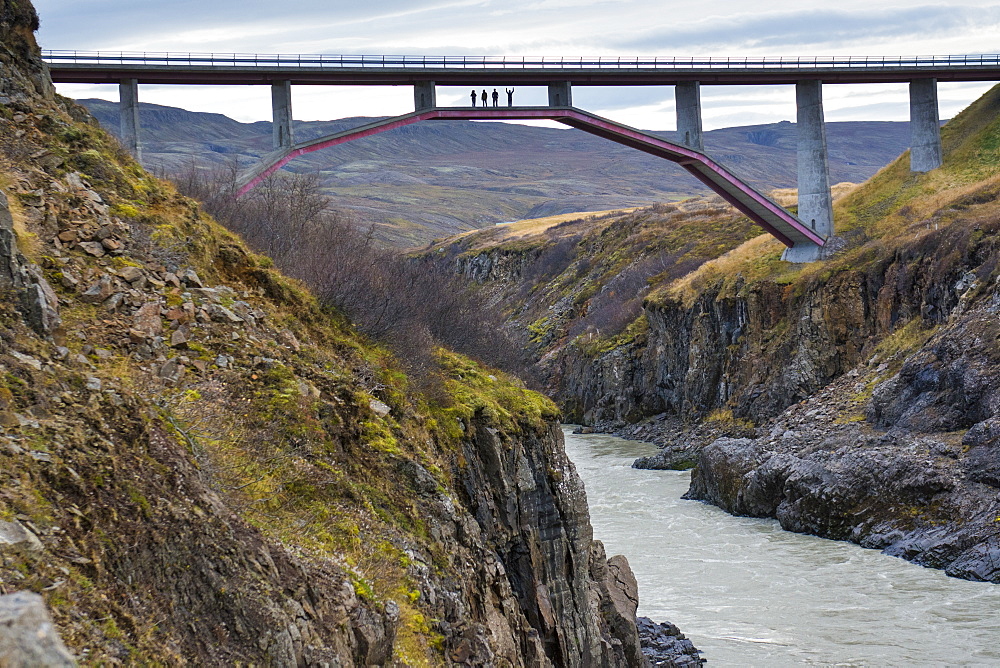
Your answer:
81;98;910;245
0;2;672;664
424;85;1000;582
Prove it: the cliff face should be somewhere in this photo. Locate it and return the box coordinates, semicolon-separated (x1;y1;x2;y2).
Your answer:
558;224;992;426
685;285;1000;582
457;417;644;665
0;3;645;663
0;0;51;103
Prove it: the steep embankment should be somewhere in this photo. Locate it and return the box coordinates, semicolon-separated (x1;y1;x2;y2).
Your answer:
80;97;909;246
427;86;1000;582
0;2;656;664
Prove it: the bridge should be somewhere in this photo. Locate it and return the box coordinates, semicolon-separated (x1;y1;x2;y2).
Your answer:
236;106;826;253
43;51;1000;261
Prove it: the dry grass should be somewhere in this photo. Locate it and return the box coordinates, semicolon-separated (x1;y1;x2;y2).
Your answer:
769;181;862;207
661;88;1000;305
0;181;43;260
451;207;640;249
655;186;875;306
661;233;788;307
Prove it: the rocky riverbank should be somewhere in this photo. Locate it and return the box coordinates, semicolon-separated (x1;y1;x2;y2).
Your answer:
682;289;1000;582
636;616;705;667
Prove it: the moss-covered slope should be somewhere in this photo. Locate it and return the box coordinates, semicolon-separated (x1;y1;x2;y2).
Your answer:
0;2;647;663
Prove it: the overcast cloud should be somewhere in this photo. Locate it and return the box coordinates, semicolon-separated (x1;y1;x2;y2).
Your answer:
617;5;1000;51
31;0;1000;129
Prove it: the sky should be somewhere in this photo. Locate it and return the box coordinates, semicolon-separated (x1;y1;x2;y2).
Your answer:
31;0;1000;131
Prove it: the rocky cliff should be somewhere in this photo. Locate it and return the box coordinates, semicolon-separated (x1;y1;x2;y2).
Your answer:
0;2;653;663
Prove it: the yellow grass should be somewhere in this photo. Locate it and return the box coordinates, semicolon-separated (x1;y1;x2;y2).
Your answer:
451;207;641;247
769;182;861;207
662;233;787;307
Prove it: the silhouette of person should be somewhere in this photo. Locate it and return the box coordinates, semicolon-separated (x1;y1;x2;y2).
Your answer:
471;89;477;106
492;89;499;107
506;88;514;106
481;89;488;106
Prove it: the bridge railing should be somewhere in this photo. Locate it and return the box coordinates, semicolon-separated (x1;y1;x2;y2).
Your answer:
42;50;1000;70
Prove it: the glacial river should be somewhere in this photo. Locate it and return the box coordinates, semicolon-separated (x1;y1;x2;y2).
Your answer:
562;428;1000;667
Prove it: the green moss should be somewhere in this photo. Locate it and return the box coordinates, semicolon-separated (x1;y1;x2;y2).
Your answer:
126;484;153;518
351;575;377;602
527;315;554;344
704;408;755;434
110;202;140;219
102;617;124;639
871;318;936;366
58;126;86;144
111;256;142;269
361;419;400;454
431;350;558;441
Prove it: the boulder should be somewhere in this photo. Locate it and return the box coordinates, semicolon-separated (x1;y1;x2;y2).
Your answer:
132;302;163;338
0;521;44;552
79;275;114;304
636;616;705;667
180;268;204;288
0;193;61;336
0;592;75;667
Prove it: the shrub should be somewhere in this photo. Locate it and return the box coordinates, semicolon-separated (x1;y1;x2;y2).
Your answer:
171;161;530;384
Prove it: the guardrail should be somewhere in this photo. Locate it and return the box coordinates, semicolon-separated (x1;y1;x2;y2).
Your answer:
42;50;1000;70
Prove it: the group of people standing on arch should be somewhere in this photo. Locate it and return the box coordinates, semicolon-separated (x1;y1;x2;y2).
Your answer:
471;88;514;107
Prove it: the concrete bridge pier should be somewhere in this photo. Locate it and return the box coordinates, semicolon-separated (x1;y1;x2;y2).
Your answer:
909;78;943;172
414;81;436;111
675;81;704;151
784;79;834;262
548;81;572;107
118;78;141;160
271;81;294;149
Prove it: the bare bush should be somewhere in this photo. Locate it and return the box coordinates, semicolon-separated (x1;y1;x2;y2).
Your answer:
568;256;660;339
171;162;530;383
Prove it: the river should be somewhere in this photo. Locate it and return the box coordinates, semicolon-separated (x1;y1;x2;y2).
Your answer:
562;428;1000;667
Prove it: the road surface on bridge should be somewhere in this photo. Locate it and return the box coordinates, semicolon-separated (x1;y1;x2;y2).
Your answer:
44;51;1000;86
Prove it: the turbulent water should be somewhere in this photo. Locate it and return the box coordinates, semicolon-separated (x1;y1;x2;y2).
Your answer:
563;428;1000;667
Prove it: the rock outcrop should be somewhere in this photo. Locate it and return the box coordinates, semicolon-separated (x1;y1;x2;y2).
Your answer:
636;616;704;667
457;418;645;664
0;191;62;337
685;293;1000;582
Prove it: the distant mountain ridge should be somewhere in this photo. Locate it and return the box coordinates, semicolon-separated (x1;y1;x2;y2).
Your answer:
80;98;913;245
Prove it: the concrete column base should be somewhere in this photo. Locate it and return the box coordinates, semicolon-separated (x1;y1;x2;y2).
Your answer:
675;81;704;151
271;81;294;150
548;81;572;107
118;78;141;160
781;241;826;263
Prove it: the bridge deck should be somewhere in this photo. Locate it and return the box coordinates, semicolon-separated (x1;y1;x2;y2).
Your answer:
44;51;1000;86
236;107;825;249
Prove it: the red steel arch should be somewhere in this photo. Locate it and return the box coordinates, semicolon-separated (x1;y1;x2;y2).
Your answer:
236;107;825;250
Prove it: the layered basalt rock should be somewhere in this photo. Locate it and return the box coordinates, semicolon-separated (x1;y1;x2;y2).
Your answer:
685;297;1000;582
